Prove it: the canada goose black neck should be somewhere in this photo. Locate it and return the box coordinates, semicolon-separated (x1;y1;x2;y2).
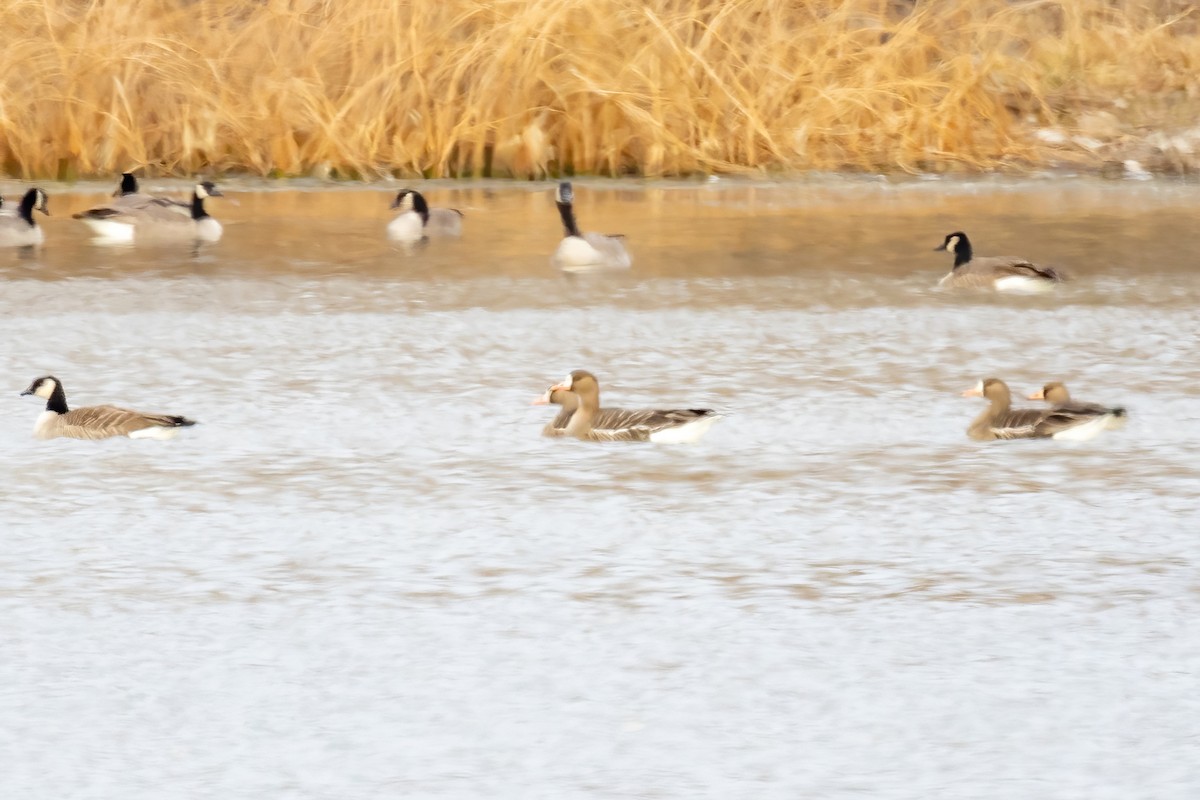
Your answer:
22;376;69;413
190;182;221;220
118;173;138;196
391;190;430;225
938;231;973;268
556;182;582;238
18;188;48;225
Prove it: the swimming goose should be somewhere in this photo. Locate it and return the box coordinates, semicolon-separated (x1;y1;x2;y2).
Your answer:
1028;381;1127;430
935;231;1063;292
20;376;196;441
387;189;463;242
0;188;50;246
73;181;224;242
548;370;720;443
551;182;632;271
531;385;633;437
962;378;1121;442
110;172;191;216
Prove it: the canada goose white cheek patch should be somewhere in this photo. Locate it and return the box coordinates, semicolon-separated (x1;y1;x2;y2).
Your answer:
946;235;959;251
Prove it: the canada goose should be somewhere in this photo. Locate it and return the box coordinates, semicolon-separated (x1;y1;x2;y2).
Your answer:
1028;381;1127;430
0;188;50;247
20;376;196;440
73;181;224;242
110;172;191;215
935;231;1063;292
551;182;632;271
531;385;633;437
962;378;1122;442
387;189;463;242
547;370;720;443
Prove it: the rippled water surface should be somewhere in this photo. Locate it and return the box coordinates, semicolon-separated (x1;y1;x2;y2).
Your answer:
2;177;1198;799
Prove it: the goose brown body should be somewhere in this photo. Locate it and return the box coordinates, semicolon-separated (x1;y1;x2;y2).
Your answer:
1028;381;1128;429
548;370;719;443
936;231;1064;291
21;376;196;441
963;378;1123;441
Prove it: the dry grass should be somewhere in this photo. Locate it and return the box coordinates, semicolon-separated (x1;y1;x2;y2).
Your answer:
1;0;1198;179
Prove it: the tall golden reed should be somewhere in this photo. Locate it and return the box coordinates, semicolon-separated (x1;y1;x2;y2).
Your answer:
0;0;1196;179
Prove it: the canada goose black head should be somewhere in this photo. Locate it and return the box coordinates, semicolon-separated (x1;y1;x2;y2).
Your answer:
935;231;973;268
390;189;430;223
114;172;139;197
19;188;50;222
556;182;574;206
190;182;223;220
21;375;68;413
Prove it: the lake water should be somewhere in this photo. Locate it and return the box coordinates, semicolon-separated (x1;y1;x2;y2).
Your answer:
1;177;1197;799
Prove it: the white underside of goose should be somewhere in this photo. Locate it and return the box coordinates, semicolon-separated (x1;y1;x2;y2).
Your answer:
993;274;1055;293
80;218;137;241
127;425;182;440
1050;414;1116;442
0;224;44;247
387;211;425;243
647;414;721;444
554;234;631;271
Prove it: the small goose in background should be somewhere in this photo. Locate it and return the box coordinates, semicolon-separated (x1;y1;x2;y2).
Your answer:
547;370;720;443
111;172;191;216
21;376;196;441
73;181;224;242
0;188;50;246
962;378;1122;442
387;189;463;242
1028;381;1127;430
551;182;632;271
935;231;1064;292
532;384;633;437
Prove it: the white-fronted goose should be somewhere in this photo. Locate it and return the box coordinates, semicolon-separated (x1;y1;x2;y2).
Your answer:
0;188;49;246
547;370;720;443
387;189;462;242
1028;381;1127;430
551;183;631;271
935;231;1063;292
962;378;1121;442
73;181;224;242
532;385;634;437
21;376;196;440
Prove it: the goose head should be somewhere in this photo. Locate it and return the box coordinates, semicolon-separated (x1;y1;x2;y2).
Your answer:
935;231;972;268
20;188;50;218
114;172;139;196
531;385;579;410
195;181;223;200
20;375;60;399
1029;382;1070;403
550;370;600;408
961;377;1012;406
